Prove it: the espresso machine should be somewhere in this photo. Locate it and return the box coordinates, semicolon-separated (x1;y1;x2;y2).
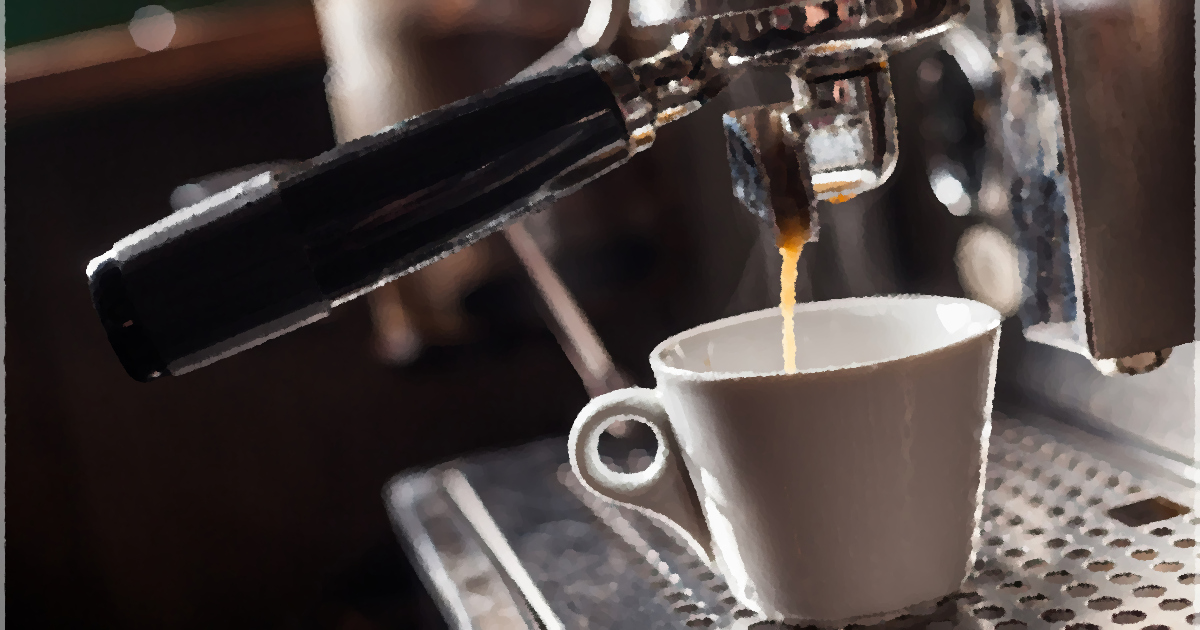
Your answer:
85;0;1192;383
82;0;1195;627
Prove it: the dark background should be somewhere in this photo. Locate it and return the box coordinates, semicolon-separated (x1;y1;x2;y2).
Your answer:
6;0;274;48
4;31;751;630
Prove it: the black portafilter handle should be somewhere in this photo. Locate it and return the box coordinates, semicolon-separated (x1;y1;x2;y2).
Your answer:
88;58;634;382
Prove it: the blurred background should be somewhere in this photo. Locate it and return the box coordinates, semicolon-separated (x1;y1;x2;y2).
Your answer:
6;0;1194;628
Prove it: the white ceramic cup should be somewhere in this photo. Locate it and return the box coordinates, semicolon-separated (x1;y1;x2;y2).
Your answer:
569;295;1002;626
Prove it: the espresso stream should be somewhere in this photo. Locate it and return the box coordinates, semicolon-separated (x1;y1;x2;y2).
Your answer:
778;222;809;373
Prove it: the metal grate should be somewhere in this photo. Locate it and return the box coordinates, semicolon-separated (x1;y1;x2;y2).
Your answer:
389;415;1197;629
964;419;1198;629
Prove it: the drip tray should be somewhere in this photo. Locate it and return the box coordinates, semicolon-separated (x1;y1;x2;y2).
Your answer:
386;416;1198;629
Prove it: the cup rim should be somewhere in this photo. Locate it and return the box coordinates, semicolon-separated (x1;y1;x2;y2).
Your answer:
649;294;1001;381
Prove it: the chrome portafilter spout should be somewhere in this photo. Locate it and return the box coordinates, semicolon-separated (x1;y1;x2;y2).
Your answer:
792;45;898;202
724;43;898;247
725;105;818;247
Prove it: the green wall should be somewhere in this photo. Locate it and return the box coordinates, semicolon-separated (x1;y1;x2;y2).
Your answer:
6;0;274;48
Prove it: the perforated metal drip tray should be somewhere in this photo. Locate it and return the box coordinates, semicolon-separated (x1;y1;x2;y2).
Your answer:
386;415;1198;630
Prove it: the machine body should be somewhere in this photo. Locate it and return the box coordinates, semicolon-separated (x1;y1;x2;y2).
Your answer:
912;0;1196;374
991;0;1195;374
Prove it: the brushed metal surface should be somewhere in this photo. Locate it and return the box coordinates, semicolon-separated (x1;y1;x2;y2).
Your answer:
1048;0;1196;359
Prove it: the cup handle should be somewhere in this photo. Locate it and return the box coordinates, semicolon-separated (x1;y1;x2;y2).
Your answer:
569;387;713;562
